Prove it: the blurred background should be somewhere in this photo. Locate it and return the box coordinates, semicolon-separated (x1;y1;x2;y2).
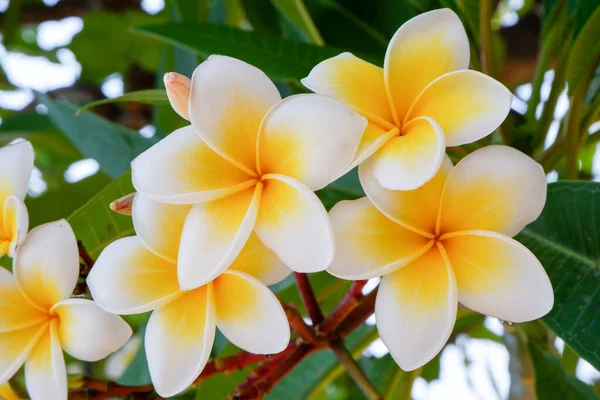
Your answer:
0;0;599;399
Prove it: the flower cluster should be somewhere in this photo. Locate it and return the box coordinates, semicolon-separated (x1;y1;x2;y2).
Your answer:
0;8;554;399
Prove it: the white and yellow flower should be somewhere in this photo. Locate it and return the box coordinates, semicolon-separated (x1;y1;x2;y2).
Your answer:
328;146;553;370
133;55;367;289
0;220;132;400
0;140;34;258
87;193;292;397
302;8;512;190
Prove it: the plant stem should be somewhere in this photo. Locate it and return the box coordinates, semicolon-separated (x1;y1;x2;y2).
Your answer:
319;280;367;334
294;272;324;325
330;339;382;400
284;304;322;344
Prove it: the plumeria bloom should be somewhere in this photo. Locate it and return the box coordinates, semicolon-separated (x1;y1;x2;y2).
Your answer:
302;8;512;190
133;55;367;289
87;193;292;397
0;220;132;400
328;146;554;370
0;140;34;258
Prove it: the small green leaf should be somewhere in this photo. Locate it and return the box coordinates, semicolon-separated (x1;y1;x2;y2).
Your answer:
67;171;134;259
37;93;157;178
566;7;600;94
134;22;343;81
517;181;600;370
528;342;598;400
76;89;169;115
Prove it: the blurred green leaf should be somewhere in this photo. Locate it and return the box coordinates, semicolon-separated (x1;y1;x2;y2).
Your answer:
119;326;152;386
135;22;343;80
316;168;364;211
76;89;168;115
566;6;600;94
517;181;600;370
529;342;598;399
37;93;156;178
271;0;324;44
67;171;134;259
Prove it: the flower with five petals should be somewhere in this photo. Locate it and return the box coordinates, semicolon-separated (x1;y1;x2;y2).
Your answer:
133;55;367;290
328;146;553;370
0;220;132;400
302;8;512;190
87;193;292;397
0;140;34;258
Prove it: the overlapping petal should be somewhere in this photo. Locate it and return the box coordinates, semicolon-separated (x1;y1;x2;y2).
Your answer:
258;94;367;191
1;196;29;257
438;145;547;237
52;298;132;362
442;231;553;322
302;53;395;127
229;233;291;286
24;321;66;400
132;194;191;263
13;220;78;311
145;285;215;397
384;8;469;123
328;198;432;280
87;236;180;315
0;268;47;332
214;270;289;354
348;123;398;171
405;71;512;146
0;140;34;204
0;322;48;383
369;117;446;190
375;246;457;370
131;126;256;204
189;55;281;174
360;155;452;236
178;184;262;290
255;175;334;273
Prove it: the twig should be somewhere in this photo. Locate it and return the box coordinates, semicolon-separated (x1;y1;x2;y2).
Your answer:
78;241;95;268
318;280;367;334
284;304;322;344
294;273;324;325
330;339;383;400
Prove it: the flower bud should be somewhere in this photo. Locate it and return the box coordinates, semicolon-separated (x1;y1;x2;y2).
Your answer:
109;193;135;215
164;72;191;120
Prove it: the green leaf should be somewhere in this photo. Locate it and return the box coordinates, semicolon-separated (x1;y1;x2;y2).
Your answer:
566;6;600;94
528;342;599;400
271;0;324;44
316;168;365;211
37;93;157;178
517;181;600;370
67;171;134;259
118;325;152;386
76;89;169;115
134;22;343;80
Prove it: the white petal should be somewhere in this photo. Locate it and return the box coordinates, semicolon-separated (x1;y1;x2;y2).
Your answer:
0;322;48;384
87;236;180;315
258;94;367;190
328;198;432;280
132;193;191;263
146;286;215;397
370;117;446;191
3;196;29;258
438;145;547;237
178;184;261;290
254;175;334;273
442;230;554;322
14;220;78;311
0;268;47;332
52;298;132;362
25;321;66;400
0;140;34;203
214;270;289;354
131;125;256;204
189;55;281;174
376;246;457;371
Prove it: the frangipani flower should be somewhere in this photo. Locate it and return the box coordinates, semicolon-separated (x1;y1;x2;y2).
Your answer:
328;146;553;370
87;193;292;397
0;220;132;400
133;55;367;290
0;140;34;258
302;8;512;190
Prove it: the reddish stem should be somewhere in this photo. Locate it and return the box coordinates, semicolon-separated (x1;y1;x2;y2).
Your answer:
293;272;324;325
284;304;322;344
318;280;368;334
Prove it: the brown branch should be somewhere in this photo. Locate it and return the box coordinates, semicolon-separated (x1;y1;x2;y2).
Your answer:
284;304;322;344
318;280;367;334
293;272;324;325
